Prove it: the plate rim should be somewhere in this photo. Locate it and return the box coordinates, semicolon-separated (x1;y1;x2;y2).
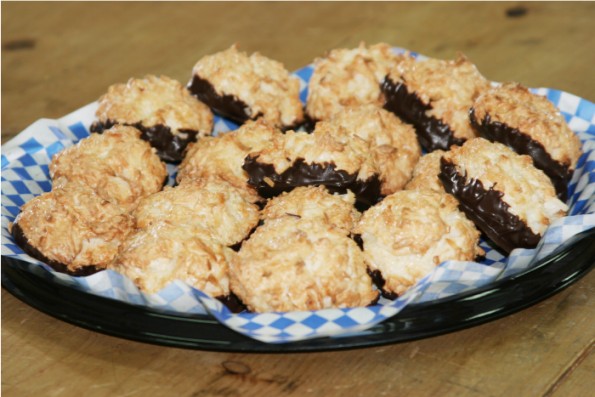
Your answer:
3;227;594;353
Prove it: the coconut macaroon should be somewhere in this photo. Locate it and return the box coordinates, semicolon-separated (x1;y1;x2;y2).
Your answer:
10;181;135;276
187;45;304;130
228;217;378;312
110;222;234;296
439;138;568;253
49;126;167;211
243;121;381;208
90;75;214;162
133;177;260;247
327;105;421;195
470;82;582;201
261;186;361;235
404;149;447;193
306;42;401;124
177;119;282;203
354;190;483;298
382;53;491;152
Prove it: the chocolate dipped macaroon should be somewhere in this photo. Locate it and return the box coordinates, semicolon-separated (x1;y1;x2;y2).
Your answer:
439;138;568;254
187;45;304;130
242;121;382;209
10;181;135;276
354;190;483;299
133;177;260;247
261;185;361;235
306;42;401;126
228;216;378;312
382;53;491;152
470;82;582;201
177;119;283;204
49;126;167;211
327;105;421;195
90;75;214;162
110;221;235;298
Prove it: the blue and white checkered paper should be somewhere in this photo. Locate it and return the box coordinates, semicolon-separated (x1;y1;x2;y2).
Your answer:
2;48;594;343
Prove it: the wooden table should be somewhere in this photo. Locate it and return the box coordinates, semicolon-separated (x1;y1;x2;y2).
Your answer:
2;2;594;396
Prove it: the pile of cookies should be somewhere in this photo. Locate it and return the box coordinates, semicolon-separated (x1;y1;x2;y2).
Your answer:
11;43;582;313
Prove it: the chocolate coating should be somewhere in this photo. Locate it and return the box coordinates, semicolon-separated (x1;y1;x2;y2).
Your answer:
352;233;364;250
90;119;198;163
243;156;382;209
187;74;255;125
186;75;303;131
187;75;305;131
469;109;571;201
439;158;541;254
300;114;318;133
381;77;465;152
216;292;248;313
11;221;103;276
367;268;399;300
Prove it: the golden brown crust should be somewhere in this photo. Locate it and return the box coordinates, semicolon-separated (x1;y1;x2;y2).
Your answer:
261;186;360;234
49;126;167;211
12;181;134;272
307;42;401;121
95;75;214;136
354;190;484;296
404;150;447;193
133;177;260;246
110;222;234;295
229;217;378;312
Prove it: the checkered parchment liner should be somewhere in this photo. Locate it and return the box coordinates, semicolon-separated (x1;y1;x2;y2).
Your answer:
2;48;594;343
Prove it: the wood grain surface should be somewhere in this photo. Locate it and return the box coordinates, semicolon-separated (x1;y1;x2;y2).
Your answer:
2;2;594;397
